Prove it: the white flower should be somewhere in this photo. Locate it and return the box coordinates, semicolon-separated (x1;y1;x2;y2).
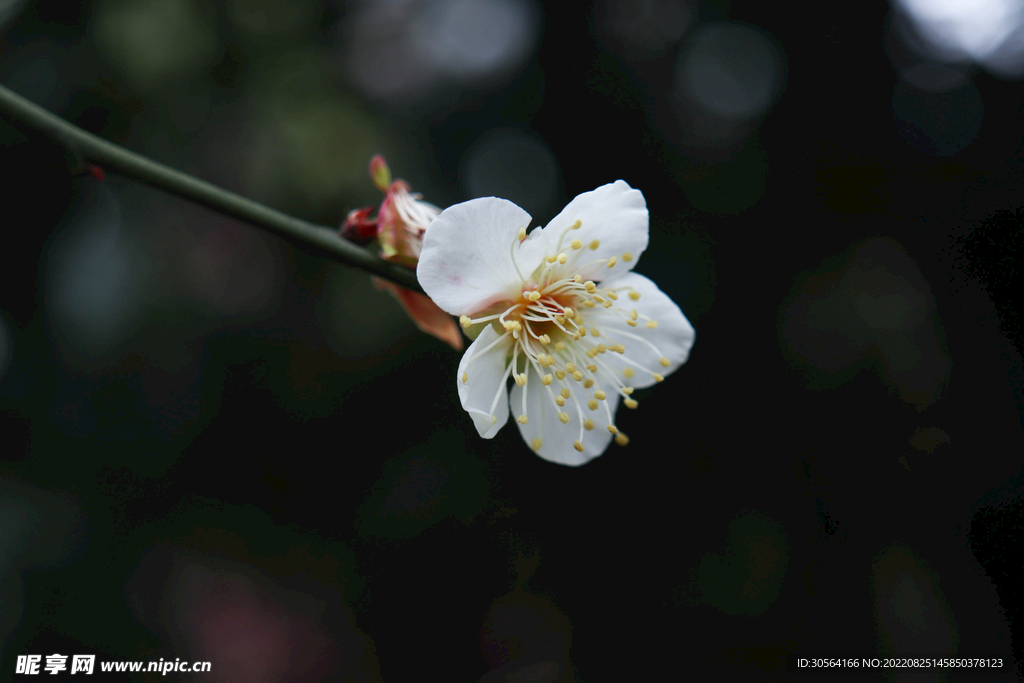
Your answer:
417;181;695;465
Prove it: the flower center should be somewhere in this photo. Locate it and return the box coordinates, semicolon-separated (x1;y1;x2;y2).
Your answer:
458;219;673;454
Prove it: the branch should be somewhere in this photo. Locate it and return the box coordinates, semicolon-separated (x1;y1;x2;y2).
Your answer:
0;83;424;293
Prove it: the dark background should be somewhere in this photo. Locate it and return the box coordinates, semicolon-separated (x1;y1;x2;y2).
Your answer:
1;0;1022;680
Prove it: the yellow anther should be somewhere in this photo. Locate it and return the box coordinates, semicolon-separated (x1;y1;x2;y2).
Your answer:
460;315;472;328
586;364;598;373
573;440;584;452
542;374;553;385
546;255;557;263
572;371;584;382
555;316;566;325
573;274;582;282
623;368;635;379
659;357;671;367
539;334;551;345
579;327;587;336
607;256;617;268
554;341;566;352
622;387;634;395
588;399;598;410
624;398;638;409
583;379;595;389
558;412;570;424
570;239;583;250
560;388;570;399
597;344;607;354
589;239;600;250
607;291;618;300
571;219;582;230
615;433;630;446
555;370;567;380
593;296;605;304
595;390;607;400
518;227;527;240
591;328;600;337
529;290;543;301
562;307;573;319
583;418;595;431
566;363;576;374
627;320;638;327
653;373;665;382
462;372;469;383
532;438;543;451
517;415;528;424
583;300;596;308
586;348;597;359
572;333;581;341
503;320;519;332
628;291;641;301
584;281;597;292
629;309;638;320
607;425;618;434
622;252;633;262
555;396;565;407
515;374;527;386
646;320;658;329
557;253;568;264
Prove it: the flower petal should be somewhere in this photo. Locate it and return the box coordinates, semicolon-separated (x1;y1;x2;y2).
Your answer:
585;272;695;389
509;361;619;466
418;197;537;315
530;180;649;283
457;323;513;438
374;278;464;351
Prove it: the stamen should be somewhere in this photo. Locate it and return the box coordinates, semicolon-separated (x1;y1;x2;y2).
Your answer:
595;390;606;400
570;239;582;250
615;433;630;446
607;256;617;268
542;374;553;385
583;418;595;430
573;440;584;452
629;290;641;301
532;438;542;451
587;399;598;410
558;412;570;424
607;425;618;434
517;415;528;424
660;357;671;367
622;252;633;262
589;239;600;250
462;372;468;383
624;398;638;409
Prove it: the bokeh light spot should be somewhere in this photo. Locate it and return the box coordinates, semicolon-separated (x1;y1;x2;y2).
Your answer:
677;22;784;121
462;130;561;220
892;79;983;157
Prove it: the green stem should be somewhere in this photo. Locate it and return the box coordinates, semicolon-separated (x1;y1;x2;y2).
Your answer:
0;83;423;293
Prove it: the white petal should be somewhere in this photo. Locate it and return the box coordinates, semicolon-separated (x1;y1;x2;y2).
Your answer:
530;180;648;283
510;361;619;466
585;272;695;389
457;324;513;438
418;197;538;315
